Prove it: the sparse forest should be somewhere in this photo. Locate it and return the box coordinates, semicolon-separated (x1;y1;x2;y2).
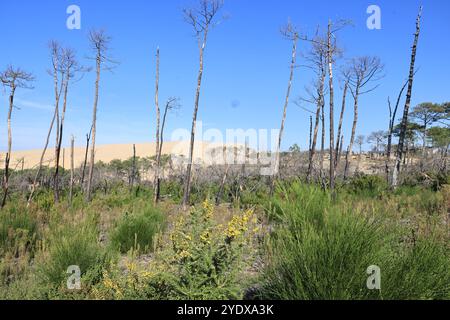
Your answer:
0;1;449;301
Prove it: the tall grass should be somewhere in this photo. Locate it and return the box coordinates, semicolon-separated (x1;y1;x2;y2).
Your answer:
110;204;165;254
259;181;450;300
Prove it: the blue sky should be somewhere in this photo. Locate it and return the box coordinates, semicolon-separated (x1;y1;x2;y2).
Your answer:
0;0;449;152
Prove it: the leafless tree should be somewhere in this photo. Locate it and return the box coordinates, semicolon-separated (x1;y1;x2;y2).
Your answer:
86;29;116;202
325;20;349;198
69;135;75;204
155;97;180;202
81;126;92;189
392;7;423;188
182;0;224;207
28;42;65;206
271;20;299;194
153;47;161;203
0;66;34;208
299;33;327;183
385;80;409;183
335;77;349;170
54;47;85;203
343;56;384;180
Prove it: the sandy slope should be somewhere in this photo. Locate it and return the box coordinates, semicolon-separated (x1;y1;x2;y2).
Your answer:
1;141;231;170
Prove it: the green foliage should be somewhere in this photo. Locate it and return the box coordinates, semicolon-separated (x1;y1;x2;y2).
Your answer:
346;174;388;197
110;204;165;254
258;182;450;300
37;220;108;289
0;205;37;254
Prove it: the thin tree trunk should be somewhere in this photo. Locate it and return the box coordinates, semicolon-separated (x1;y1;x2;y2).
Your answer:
335;81;348;170
153;48;161;204
54;76;69;203
344;87;360;180
1;88;15;208
307;72;325;183
183;29;209;208
69;136;74;204
392;7;422;188
327;21;336;199
271;35;298;194
130;144;136;191
81;127;92;190
320;102;326;187
86;53;101;202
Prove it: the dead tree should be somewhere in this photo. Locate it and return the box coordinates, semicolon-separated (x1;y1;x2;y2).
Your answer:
343;56;384;180
130;144;137;191
54;47;83;203
81;126;92;190
325;20;350;198
0;66;34;208
271;21;299;194
386;80;408;183
86;29;115;202
153;47;161;203
300;34;327;183
392;7;422;188
335;78;349;170
155;97;180;202
69;135;75;204
28;42;66;206
182;0;224;207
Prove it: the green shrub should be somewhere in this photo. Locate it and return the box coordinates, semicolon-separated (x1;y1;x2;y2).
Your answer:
38;222;107;288
346;174;387;197
110;204;165;254
0;205;37;255
258;183;450;300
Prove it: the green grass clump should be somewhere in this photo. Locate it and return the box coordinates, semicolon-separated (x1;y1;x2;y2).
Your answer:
259;181;450;300
110;204;165;254
0;205;38;256
38;221;107;288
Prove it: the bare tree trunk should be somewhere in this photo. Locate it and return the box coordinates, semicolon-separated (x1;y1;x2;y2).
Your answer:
327;21;336;199
153;48;161;204
27;100;59;206
183;30;208;208
386;81;408;183
271;33;298;194
130;144;136;192
392;7;422;188
335;81;348;170
344;88;360;180
80;128;92;190
86;53;101;202
69;136;74;204
1;88;15;209
54;75;69;203
320;102;326;187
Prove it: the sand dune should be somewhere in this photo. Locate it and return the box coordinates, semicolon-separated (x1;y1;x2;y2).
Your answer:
1;141;247;170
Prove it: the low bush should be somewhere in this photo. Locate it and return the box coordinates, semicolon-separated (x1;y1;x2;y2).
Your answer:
110;204;165;254
258;182;450;300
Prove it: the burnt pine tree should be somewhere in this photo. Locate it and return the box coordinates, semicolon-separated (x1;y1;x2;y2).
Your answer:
1;66;34;208
392;7;422;188
182;0;224;208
